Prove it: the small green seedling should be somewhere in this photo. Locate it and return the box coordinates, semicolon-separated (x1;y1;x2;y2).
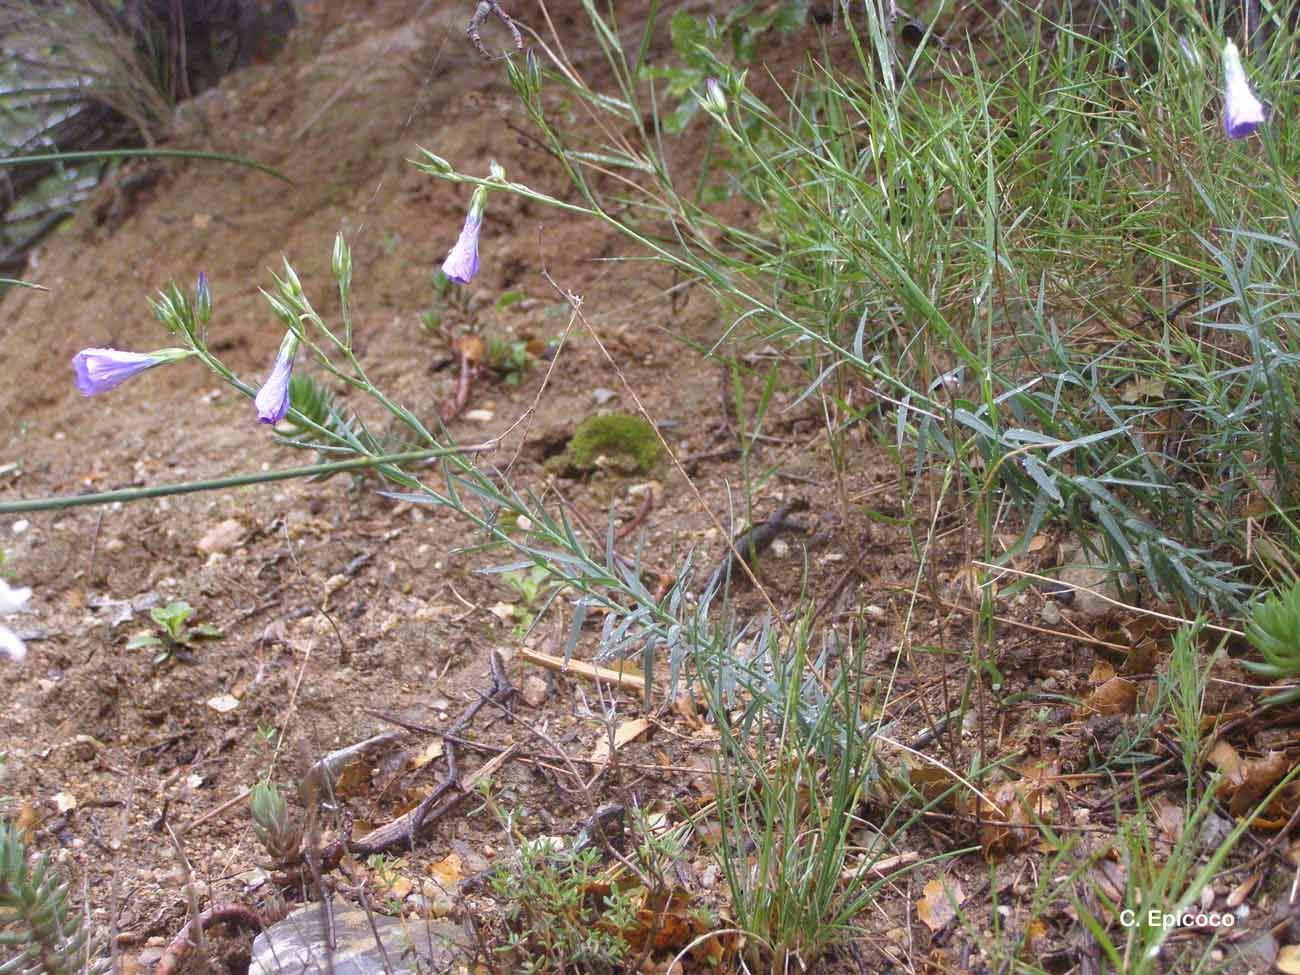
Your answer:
504;564;549;605
502;565;552;635
420;270;473;335
486;335;532;385
126;600;222;664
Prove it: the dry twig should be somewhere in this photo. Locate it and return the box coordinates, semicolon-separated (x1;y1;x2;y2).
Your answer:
467;1;523;58
518;647;647;695
349;652;516;853
153;904;264;975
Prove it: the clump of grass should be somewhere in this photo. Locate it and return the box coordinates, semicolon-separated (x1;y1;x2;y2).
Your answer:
5;1;171;141
411;1;1300;616
702;616;933;969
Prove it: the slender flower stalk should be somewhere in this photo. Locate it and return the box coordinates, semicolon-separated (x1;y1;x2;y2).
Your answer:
72;347;193;396
1222;40;1265;139
441;185;487;284
255;332;299;424
0;578;31;662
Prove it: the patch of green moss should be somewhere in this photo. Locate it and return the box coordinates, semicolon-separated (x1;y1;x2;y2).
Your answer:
567;413;661;474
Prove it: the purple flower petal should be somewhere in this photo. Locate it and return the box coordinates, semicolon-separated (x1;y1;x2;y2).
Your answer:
1223;40;1266;139
255;339;296;424
73;348;170;396
441;211;482;285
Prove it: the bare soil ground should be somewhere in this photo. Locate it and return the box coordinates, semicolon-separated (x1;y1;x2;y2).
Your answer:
0;3;1281;974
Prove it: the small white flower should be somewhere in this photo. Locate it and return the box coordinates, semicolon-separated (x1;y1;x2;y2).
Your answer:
0;578;31;662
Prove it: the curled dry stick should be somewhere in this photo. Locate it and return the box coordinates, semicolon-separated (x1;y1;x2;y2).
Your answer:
153;903;265;975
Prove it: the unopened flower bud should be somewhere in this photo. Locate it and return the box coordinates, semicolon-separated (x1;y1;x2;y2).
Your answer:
279;257;304;299
332;234;352;289
419;149;454;174
703;77;728;114
195;272;212;325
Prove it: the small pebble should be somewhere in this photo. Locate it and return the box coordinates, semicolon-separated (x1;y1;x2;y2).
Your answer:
520;675;549;708
207;694;240;714
66;735;100;762
195;518;243;554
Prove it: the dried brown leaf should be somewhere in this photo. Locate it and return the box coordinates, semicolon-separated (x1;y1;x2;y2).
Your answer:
1277;945;1300;975
427;851;463;890
917;877;966;933
1080;677;1137;716
409;738;445;771
1228;750;1290;818
590;717;653;765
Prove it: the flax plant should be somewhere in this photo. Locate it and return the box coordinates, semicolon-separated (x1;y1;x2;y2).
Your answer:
141;254;726;701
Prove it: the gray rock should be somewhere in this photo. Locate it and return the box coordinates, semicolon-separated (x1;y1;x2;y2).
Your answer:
1198;811;1234;852
1057;546;1121;618
250;899;470;975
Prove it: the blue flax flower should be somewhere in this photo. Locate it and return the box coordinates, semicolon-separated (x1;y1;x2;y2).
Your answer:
255;332;299;424
441;185;487;284
73;347;192;396
1222;40;1265;139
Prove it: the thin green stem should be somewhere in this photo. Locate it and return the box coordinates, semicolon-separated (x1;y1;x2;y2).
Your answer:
0;448;467;514
0;148;289;182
